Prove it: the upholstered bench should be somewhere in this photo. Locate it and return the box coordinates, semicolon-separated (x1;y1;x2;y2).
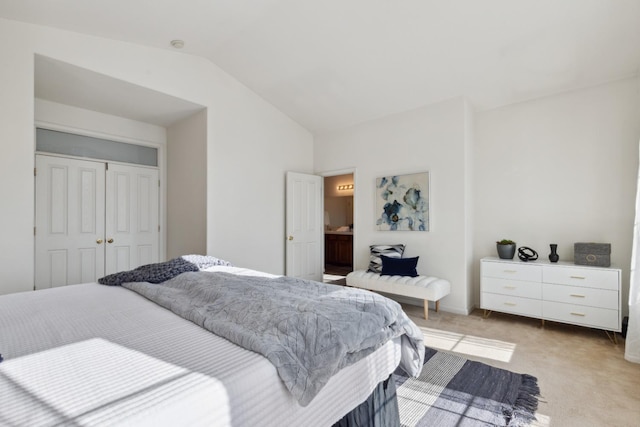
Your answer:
346;270;450;319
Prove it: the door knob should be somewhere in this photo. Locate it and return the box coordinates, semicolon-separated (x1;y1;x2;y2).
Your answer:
96;239;103;244
107;238;114;244
288;235;294;241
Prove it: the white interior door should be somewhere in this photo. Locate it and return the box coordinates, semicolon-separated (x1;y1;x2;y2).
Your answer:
286;171;323;282
35;155;106;289
105;163;159;275
36;156;160;288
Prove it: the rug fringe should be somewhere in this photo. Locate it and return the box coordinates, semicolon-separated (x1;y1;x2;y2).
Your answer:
508;374;541;426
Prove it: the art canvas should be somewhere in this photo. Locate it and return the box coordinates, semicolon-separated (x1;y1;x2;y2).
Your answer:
376;172;429;231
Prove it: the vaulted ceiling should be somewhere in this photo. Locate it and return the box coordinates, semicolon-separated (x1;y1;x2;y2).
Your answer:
2;0;640;133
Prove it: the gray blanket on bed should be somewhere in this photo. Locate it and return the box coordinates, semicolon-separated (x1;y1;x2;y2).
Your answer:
122;271;424;406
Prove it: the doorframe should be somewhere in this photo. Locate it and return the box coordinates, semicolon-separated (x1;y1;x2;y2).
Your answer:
319;168;357;274
34;121;166;262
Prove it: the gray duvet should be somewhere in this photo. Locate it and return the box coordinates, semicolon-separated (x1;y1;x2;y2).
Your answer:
122;271;424;406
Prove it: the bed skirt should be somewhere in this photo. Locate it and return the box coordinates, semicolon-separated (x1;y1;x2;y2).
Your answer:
332;375;399;427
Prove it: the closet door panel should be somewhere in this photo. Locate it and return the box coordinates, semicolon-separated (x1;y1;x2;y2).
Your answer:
49;250;68;286
114;246;132;273
35;155;106;289
115;173;131;233
105;163;159;275
79;248;98;284
49;166;67;234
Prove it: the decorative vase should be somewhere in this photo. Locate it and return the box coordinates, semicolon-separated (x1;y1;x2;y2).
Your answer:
549;244;559;263
497;243;516;260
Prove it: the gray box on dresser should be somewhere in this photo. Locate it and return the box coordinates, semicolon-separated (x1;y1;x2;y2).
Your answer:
574;242;611;267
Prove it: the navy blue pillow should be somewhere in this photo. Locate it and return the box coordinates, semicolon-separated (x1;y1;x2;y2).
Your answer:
380;255;419;277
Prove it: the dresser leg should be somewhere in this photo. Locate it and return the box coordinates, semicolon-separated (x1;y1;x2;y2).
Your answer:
483;310;492;318
604;330;618;345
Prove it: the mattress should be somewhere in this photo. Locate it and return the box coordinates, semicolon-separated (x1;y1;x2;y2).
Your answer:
0;267;403;426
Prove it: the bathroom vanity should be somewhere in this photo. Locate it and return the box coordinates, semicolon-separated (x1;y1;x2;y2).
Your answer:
325;231;353;266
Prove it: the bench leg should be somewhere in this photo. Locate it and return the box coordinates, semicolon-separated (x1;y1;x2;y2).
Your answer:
423;300;429;319
435;300;440;312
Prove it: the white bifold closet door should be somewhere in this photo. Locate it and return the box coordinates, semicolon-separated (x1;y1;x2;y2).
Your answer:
35;154;159;289
104;162;159;276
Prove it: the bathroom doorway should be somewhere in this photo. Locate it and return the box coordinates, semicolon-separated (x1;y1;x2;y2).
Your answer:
323;173;354;285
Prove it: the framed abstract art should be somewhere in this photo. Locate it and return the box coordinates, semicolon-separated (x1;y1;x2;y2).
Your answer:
375;172;430;231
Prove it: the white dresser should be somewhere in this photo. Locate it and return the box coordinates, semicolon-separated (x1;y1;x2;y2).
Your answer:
480;257;621;332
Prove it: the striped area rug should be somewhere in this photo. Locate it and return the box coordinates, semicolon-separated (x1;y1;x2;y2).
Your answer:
394;348;540;427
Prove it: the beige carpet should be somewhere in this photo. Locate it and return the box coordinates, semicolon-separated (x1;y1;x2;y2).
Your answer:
401;304;640;427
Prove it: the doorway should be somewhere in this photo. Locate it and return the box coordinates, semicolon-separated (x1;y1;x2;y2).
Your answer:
323;173;354;284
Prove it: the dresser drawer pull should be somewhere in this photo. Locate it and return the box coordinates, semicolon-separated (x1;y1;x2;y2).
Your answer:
570;276;586;280
504;286;517;290
504;302;517;306
570;312;586;317
570;294;586;298
503;270;517;273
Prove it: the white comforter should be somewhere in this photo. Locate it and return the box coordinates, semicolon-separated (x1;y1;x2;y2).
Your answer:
0;267;406;426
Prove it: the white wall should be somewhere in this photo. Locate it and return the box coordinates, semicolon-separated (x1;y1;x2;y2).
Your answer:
474;77;640;316
315;97;473;315
315;78;639;319
167;110;207;259
0;18;313;294
35;99;167;145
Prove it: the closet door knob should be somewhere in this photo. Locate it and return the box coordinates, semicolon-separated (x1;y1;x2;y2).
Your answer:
96;239;103;244
107;238;114;244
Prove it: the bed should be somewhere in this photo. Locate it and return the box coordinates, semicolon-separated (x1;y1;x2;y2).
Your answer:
0;260;424;426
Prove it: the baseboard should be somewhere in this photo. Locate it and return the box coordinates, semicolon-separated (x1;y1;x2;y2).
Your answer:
624;354;640;364
439;305;472;316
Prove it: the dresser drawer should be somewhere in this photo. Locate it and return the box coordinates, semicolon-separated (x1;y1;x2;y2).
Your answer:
542;266;619;291
481;292;542;318
542;301;620;331
482;261;542;282
482;278;542;299
542;283;618;310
